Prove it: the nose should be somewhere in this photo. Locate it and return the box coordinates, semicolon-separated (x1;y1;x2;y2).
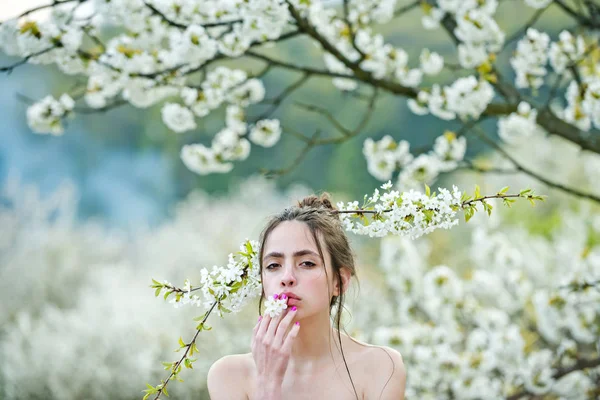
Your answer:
280;265;296;287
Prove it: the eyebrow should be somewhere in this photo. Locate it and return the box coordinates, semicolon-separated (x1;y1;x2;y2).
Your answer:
263;249;321;261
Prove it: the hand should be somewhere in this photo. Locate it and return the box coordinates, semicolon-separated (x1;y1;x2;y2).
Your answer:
251;294;300;399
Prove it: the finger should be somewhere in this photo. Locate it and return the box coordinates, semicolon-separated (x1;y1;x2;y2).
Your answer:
251;315;263;346
281;321;300;352
274;305;297;345
257;314;272;339
266;295;288;338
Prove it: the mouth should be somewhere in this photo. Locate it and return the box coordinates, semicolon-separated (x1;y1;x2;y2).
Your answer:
281;292;301;300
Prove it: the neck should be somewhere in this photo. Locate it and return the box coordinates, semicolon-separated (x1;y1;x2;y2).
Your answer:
290;310;343;369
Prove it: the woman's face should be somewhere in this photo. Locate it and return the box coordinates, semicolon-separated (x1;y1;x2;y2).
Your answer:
261;220;336;318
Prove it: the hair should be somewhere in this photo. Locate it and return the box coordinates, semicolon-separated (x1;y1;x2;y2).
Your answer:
257;192;360;399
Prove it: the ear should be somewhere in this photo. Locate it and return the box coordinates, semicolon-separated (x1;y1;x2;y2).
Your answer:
334;267;352;296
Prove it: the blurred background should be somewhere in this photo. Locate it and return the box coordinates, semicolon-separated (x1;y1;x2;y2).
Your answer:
1;1;599;399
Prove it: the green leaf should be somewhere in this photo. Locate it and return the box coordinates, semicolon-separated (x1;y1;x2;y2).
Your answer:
460;192;471;203
185;358;193;369
425;184;431;197
162;362;173;370
163;290;172;301
474;185;481;200
503;198;516;208
178;337;186;348
151;278;162;287
499;186;509;194
163;386;170;397
154;287;162;297
464;206;475;222
519;188;532;196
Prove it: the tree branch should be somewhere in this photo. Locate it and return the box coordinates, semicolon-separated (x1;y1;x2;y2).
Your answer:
142;1;242;29
553;0;599;28
504;7;547;49
252;72;311;122
393;1;421;18
472;125;600;204
260;129;322;177
9;0;83;20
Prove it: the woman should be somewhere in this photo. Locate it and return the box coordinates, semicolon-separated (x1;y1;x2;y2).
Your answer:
207;194;406;399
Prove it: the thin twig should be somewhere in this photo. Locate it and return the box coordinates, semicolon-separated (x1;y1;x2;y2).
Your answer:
252;72;311;121
472;125;600;204
142;0;241;29
152;301;219;400
504;7;547;49
393;1;420;18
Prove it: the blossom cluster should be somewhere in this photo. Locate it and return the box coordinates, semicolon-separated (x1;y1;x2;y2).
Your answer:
510;28;600;131
408;76;495;121
26;94;75;135
155;240;262;316
497;101;543;145
422;0;504;69
363;131;467;189
510;28;551;89
336;181;463;239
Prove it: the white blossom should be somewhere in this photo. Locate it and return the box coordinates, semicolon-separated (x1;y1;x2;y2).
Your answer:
420;49;444;76
497;101;542;145
363;136;413;181
26;94;75;135
161;103;197;133
263;295;288;318
433;132;467;171
511;28;550;89
249;119;282;148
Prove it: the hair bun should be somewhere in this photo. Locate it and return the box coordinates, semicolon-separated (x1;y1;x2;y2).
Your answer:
297;193;337;211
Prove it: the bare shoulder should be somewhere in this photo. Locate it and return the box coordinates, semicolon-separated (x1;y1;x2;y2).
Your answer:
352;342;407;400
207;353;254;400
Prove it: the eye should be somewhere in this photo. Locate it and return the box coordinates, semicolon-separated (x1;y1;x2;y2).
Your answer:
301;261;316;268
265;263;280;270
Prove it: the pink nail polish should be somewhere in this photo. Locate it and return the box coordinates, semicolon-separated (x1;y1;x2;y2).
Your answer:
273;293;279;299
295;321;300;326
291;306;297;311
281;294;287;300
258;315;262;322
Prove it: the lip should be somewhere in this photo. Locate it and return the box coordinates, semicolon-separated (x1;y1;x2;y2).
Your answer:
281;292;301;300
287;298;301;306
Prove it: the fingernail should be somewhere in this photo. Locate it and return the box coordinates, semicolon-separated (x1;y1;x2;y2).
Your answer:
258;315;262;322
291;306;297;311
281;294;287;300
295;321;300;326
273;293;279;299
